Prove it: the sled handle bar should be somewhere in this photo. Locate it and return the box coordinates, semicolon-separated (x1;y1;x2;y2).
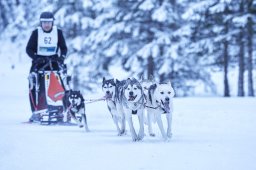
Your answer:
34;57;65;72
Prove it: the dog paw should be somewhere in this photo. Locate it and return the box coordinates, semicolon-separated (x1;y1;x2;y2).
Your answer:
164;138;171;142
118;130;126;136
167;133;172;138
79;125;84;128
149;133;156;137
131;135;138;142
137;137;144;141
122;130;127;135
137;134;144;141
132;138;137;142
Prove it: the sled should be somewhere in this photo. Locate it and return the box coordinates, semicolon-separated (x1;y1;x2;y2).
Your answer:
22;120;78;126
28;57;71;125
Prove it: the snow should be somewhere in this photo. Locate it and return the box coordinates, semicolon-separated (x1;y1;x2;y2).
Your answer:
137;43;152;59
139;0;155;11
182;1;210;20
232;14;251;27
1;59;256;170
70;37;83;51
152;5;167;22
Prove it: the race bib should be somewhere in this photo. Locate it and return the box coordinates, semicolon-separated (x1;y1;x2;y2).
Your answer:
37;26;58;56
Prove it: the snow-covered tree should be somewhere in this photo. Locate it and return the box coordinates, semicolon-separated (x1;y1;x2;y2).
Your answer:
181;0;256;97
80;0;205;95
245;0;255;96
0;0;255;96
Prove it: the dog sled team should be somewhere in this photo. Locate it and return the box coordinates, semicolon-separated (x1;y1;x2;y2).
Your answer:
28;70;175;142
102;77;175;141
26;11;175;142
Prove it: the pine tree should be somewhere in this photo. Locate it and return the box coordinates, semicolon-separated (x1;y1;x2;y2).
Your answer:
246;0;255;96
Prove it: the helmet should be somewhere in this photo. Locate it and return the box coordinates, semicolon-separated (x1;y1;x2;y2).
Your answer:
40;12;54;22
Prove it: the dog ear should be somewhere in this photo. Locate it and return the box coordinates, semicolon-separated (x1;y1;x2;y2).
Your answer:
110;79;116;85
124;78;131;86
116;79;120;84
65;89;71;94
139;74;144;82
127;78;131;82
131;77;137;82
80;91;85;101
153;84;157;89
149;84;157;91
77;90;84;99
103;77;105;83
168;80;172;86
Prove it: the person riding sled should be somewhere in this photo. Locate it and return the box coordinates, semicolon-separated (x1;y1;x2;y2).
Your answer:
26;11;68;122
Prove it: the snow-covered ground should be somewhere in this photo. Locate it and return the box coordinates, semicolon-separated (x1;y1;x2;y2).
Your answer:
0;63;256;170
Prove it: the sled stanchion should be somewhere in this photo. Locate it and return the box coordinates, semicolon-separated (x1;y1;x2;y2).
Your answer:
29;90;37;111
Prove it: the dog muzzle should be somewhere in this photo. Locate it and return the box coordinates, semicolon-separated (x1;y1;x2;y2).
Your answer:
105;92;113;100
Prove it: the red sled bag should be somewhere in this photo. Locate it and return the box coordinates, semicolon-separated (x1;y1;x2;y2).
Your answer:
47;71;65;102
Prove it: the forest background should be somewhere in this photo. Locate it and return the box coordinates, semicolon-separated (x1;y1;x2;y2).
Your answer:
0;0;255;97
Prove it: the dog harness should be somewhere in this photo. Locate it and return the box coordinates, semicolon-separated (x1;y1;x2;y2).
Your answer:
132;110;137;115
123;95;145;114
145;100;170;114
69;101;85;114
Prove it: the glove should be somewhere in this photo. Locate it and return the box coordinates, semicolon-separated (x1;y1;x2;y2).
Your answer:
57;55;65;63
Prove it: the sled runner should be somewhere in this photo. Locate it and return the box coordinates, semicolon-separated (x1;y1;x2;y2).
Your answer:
28;57;71;125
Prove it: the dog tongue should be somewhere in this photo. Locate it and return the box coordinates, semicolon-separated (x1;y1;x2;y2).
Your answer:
163;102;170;113
128;96;135;101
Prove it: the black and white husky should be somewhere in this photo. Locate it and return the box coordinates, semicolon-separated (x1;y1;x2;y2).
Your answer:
102;78;126;136
147;82;175;140
121;78;145;141
63;90;89;132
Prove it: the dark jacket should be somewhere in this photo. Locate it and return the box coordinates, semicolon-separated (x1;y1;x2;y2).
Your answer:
26;27;68;60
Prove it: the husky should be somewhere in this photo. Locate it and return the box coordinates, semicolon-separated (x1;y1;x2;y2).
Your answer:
147;82;175;140
63;90;89;132
140;76;156;137
102;77;126;136
121;78;145;141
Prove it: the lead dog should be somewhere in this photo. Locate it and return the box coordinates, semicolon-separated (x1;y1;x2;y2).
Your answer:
121;78;145;141
147;82;175;140
63;90;89;132
102;78;126;136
